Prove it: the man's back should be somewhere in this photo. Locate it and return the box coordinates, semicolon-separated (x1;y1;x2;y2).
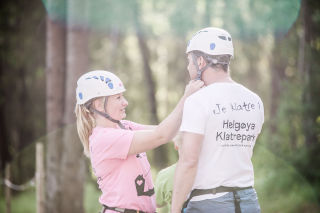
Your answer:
180;82;264;190
171;27;263;213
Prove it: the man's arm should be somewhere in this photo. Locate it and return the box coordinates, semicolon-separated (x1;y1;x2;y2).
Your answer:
171;132;203;213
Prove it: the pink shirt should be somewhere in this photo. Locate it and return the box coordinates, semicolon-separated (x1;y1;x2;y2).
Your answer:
89;120;156;213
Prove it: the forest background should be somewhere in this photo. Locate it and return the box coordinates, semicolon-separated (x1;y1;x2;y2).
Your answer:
0;0;320;212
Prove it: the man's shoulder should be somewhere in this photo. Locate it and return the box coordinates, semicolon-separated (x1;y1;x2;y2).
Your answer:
185;85;215;102
226;83;263;101
186;83;238;100
185;82;263;105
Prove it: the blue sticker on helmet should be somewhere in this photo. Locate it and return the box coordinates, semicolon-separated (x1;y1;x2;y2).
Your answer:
210;43;216;50
84;75;114;89
78;92;83;100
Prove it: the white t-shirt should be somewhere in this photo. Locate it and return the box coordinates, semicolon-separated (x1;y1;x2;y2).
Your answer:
180;82;264;198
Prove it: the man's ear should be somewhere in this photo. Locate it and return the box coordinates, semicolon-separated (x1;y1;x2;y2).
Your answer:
197;56;207;69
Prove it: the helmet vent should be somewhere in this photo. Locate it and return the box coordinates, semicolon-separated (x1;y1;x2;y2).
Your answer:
218;35;227;40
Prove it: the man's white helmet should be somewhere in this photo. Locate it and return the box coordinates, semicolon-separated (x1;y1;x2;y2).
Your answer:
76;70;126;105
186;27;234;57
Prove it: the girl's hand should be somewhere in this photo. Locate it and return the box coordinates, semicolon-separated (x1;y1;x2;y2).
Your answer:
183;80;204;97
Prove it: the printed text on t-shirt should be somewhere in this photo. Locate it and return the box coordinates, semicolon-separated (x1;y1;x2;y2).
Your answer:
213;101;260;115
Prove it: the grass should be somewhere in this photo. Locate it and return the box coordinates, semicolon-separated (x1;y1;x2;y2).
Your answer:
0;181;101;213
0;188;36;213
84;180;101;213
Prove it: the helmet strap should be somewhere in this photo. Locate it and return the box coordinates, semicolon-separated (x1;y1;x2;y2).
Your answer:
191;53;213;80
86;98;125;129
103;97;108;113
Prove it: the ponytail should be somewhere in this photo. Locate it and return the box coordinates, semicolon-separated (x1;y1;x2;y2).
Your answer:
75;103;96;158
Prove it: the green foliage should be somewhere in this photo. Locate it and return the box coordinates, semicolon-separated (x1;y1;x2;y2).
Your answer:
269;80;305;155
42;0;140;32
253;141;319;212
3;0;320;211
41;0;301;39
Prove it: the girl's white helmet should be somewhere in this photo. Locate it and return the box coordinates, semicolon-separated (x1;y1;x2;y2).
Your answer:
76;70;125;105
186;27;234;57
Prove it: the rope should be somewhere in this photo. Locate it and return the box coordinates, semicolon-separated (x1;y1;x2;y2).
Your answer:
1;177;35;191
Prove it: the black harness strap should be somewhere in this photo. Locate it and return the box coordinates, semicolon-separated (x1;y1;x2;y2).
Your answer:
100;204;149;213
90;108;126;129
182;186;252;213
233;190;241;213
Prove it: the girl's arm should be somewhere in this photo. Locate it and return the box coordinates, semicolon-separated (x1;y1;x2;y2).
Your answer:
128;80;203;155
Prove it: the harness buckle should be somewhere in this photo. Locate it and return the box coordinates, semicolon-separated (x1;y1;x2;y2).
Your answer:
114;207;125;212
211;188;217;194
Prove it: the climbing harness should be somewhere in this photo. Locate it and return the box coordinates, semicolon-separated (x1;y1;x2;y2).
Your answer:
182;186;253;213
100;204;148;213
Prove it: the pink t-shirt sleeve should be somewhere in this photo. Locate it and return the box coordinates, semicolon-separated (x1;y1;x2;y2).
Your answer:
91;128;133;160
121;120;146;130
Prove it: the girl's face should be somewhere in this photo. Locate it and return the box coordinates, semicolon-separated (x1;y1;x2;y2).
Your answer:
106;93;128;120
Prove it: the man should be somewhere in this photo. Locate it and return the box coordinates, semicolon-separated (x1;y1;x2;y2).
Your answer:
171;27;264;213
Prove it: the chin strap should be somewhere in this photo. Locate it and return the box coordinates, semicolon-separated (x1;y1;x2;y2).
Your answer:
90;108;125;129
85;98;125;129
192;53;212;80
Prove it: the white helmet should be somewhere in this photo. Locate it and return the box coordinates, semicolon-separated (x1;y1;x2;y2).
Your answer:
76;70;126;105
186;27;234;57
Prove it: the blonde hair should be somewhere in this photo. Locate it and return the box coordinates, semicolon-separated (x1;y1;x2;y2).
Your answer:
75;103;96;158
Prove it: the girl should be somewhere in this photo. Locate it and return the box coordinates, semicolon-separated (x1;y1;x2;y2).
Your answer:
75;70;203;213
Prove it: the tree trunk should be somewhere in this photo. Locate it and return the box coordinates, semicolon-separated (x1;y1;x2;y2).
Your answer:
298;0;320;203
302;0;320;147
136;33;159;124
269;39;287;134
132;2;169;169
137;34;168;169
108;28;122;70
45;13;66;213
59;0;89;212
0;92;10;173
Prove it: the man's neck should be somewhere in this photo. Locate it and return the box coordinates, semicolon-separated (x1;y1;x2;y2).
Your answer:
202;69;234;85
